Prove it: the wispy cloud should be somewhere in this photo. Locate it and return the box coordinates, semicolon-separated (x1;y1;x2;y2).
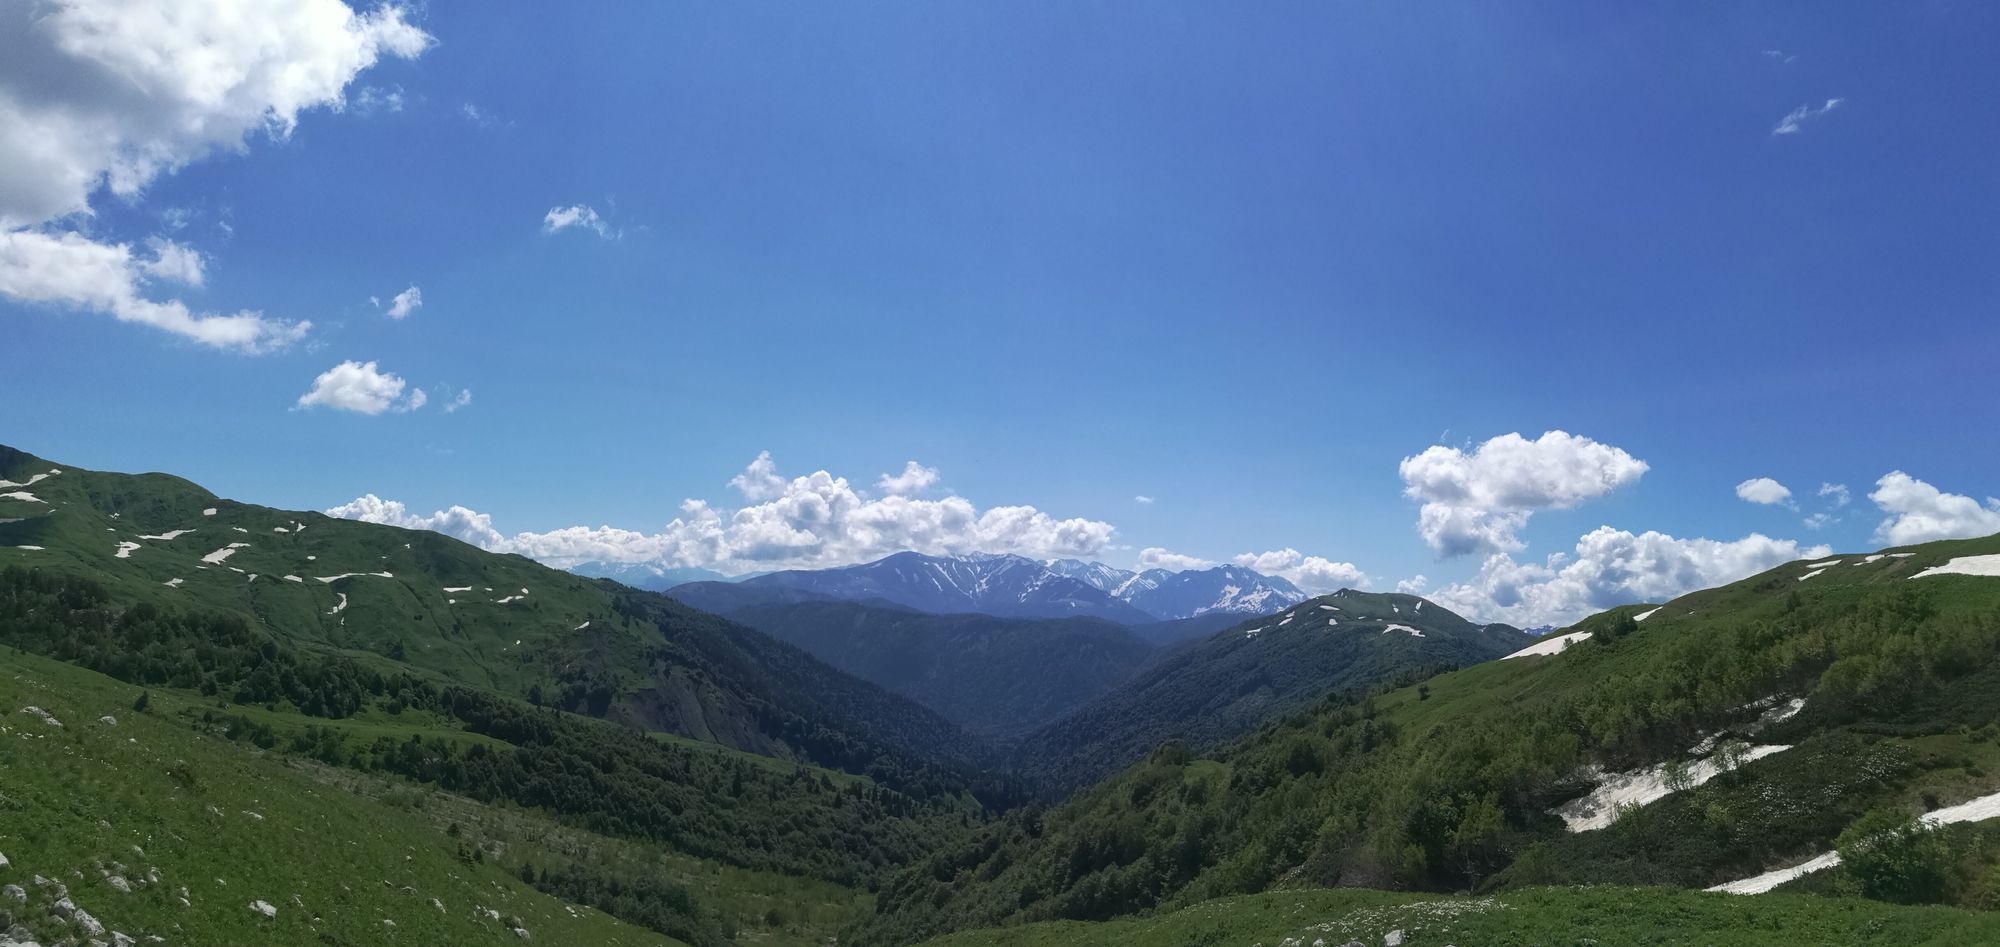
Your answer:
542;204;617;239
1773;98;1844;136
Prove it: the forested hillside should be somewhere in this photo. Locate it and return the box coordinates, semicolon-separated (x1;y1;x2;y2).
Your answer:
862;537;2000;944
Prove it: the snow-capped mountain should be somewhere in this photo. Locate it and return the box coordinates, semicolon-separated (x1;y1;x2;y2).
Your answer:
1044;559;1309;619
721;551;1159;623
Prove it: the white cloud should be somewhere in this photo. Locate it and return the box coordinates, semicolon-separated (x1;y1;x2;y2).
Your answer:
877;461;940;497
1819;482;1851;507
138;238;203;286
1133;495;1155;505
384;285;421;319
442;387;472;413
542;204;613;238
1397;575;1429;595
295;359;424;414
1430;527;1828;627
331;453;1121;574
0;0;430;350
1135;547;1214;572
1232;548;1371;594
1772;98;1843;136
325;494;504;548
1400;431;1648;557
728;451;788;501
1869;472;2000;546
351;84;404;114
0;229;306;352
1803;512;1836;530
1735;477;1794;506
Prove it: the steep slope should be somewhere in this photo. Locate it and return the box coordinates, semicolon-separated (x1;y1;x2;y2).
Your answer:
862;535;2000;945
1012;590;1525;794
711;599;1158;739
0;445;991;790
728;552;1157;623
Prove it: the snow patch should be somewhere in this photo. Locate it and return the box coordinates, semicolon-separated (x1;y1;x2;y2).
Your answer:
283;575;303;583
328;593;348;615
1711;787;2000;894
1;492;46;503
1911;554;2000;580
200;543;250;565
163;578;183;588
1382;623;1424;637
1797;569;1826;582
1634;607;1661;622
14;545;43;550
139;529;195;541
314;572;393;583
1502;630;1592;660
202;508;217;516
114;542;141;558
1556;744;1791;832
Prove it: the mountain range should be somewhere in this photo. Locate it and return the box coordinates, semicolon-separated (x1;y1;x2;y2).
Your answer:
661;550;1310;625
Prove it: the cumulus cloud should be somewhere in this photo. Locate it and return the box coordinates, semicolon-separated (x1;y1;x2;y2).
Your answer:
0;230;306;351
1430;527;1829;627
1400;431;1648;557
1135;547;1215;572
877;461;940;497
1869;472;2000;546
1397;575;1429;595
0;0;430;350
330;453;1120;574
1735;477;1794;506
542;204;613;238
138;238;204;286
325;494;504;548
384;285;421;319
1772;98;1843;136
295;360;425;414
1232;548;1371;594
1819;483;1851;507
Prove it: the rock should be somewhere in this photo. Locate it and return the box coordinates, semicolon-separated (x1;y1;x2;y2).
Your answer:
105;876;130;894
0;924;42;947
98;716;116;727
72;908;105;937
512;928;531;940
18;707;61;728
248;899;277;918
0;853;8;870
111;934;135;947
430;898;446;912
1384;932;1405;947
382;919;396;928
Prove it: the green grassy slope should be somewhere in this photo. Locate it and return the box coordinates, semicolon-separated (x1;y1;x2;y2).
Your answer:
914;886;2000;947
1010;591;1526;795
860;535;2000;944
0;646;672;947
0;445;993;791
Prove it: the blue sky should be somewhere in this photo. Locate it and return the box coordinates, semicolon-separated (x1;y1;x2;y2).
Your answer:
5;2;1998;624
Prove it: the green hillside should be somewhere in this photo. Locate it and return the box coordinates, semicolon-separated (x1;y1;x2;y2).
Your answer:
914;885;2000;947
0;445;992;793
0;447;1004;945
861;535;2000;944
714;599;1158;739
1010;590;1525;795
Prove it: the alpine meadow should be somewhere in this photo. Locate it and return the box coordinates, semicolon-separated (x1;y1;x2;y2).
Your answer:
4;2;1999;946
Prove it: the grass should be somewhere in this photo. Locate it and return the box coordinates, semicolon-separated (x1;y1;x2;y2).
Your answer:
917;886;2000;947
0;646;673;946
